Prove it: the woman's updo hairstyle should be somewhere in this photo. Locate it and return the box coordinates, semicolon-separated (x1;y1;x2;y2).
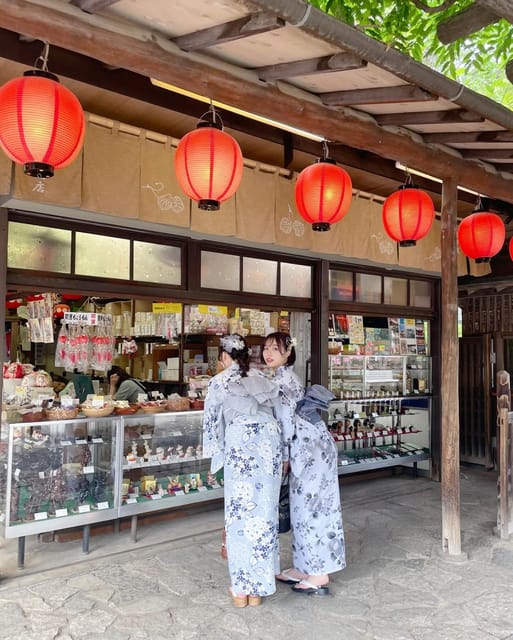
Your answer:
219;333;250;377
260;331;296;366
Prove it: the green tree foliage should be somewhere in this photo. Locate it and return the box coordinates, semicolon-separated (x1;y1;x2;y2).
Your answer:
308;0;513;108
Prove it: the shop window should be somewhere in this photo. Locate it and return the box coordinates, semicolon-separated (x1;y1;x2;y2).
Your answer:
355;273;381;303
329;270;353;301
75;232;130;279
243;257;277;294
133;241;181;285
201;250;240;290
411;280;431;308
281;262;311;298
8;221;71;273
384;276;407;306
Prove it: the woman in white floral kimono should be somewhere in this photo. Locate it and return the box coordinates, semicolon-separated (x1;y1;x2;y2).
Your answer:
203;334;285;608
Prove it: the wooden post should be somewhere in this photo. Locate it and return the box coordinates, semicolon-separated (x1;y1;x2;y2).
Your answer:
496;370;510;538
440;177;462;555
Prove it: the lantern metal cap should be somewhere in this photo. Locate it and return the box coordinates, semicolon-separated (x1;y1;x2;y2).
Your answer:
24;162;54;179
312;222;330;232
198;199;220;211
23;69;59;83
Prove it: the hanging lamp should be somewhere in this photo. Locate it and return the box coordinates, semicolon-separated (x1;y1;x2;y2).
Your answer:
0;43;85;178
382;173;435;247
458;205;505;263
174;104;243;211
295;141;352;231
509;237;513;262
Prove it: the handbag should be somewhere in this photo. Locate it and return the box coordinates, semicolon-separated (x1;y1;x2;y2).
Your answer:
278;473;291;534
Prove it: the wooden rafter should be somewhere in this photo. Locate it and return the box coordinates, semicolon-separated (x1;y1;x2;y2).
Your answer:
461;148;513;159
423;130;513;143
257;53;366;81
70;0;121;12
321;85;435;107
173;12;284;51
375;109;484;126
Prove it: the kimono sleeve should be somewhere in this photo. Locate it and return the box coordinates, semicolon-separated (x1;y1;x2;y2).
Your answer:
202;379;226;473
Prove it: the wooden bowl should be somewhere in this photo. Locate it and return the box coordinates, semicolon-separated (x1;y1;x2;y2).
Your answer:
43;407;79;421
81;405;115;418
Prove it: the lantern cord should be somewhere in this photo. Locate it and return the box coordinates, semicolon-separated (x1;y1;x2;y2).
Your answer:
403;169;414;187
322;139;329;160
33;42;50;72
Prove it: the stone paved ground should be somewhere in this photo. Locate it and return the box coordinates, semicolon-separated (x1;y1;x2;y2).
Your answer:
1;468;513;640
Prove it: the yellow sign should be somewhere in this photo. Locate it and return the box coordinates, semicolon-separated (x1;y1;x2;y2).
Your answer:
152;302;182;314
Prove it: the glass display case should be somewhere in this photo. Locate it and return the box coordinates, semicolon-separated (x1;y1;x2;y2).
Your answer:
328;354;431;399
328;396;431;474
119;410;223;516
4;417;119;538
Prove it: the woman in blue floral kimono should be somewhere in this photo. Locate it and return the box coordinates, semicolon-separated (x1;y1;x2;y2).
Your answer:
203;334;285;608
285;385;346;596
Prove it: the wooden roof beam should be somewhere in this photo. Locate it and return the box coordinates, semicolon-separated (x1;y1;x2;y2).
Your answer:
172;12;284;52
321;85;436;107
375;109;485;126
257;52;366;81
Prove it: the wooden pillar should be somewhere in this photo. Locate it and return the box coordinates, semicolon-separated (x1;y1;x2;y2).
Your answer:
440;177;461;555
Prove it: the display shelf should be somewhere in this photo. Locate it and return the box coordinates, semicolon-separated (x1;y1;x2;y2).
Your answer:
328;354;431;399
329;396;430;476
119;410;223;517
338;444;429;475
4;417;119;538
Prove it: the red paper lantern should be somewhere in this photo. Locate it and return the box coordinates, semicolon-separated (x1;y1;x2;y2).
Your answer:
382;186;435;247
175;121;243;211
458;211;505;263
295;159;352;231
509;237;513;262
0;70;85;178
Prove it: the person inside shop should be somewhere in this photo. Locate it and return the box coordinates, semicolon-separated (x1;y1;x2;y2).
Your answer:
107;366;148;403
278;384;346;595
202;333;289;609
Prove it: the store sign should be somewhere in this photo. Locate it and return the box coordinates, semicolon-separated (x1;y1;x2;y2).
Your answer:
63;312;112;325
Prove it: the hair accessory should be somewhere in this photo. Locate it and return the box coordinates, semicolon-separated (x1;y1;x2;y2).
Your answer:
288;336;297;348
220;334;246;353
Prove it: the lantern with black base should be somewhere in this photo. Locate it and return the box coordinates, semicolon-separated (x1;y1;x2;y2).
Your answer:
295;141;352;232
174;104;243;211
458;203;505;263
382;174;435;247
0;43;85;178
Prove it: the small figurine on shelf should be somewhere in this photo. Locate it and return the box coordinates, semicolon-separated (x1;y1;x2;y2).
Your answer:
176;444;185;458
207;470;220;488
195;444;203;458
189;474;198;491
144;441;152;460
168;475;182;493
185;445;195;458
31;430;49;446
167;446;175;458
156;446;166;461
